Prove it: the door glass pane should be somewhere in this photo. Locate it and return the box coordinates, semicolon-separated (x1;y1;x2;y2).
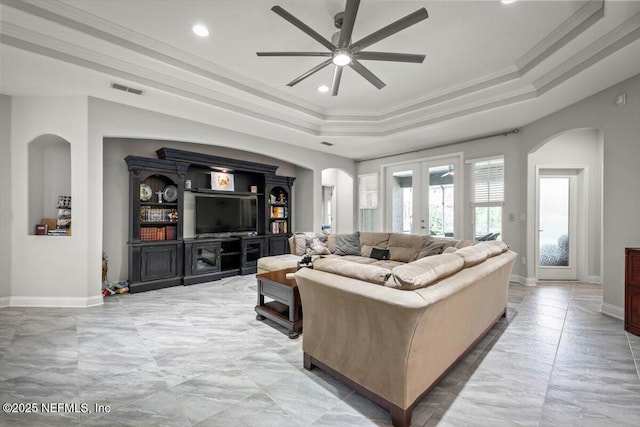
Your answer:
428;164;454;237
391;170;413;233
539;177;569;266
195;246;218;272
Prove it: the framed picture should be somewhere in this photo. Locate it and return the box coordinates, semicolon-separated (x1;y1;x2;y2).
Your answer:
211;172;235;191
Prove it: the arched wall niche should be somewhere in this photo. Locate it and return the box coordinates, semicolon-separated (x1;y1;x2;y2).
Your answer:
28;134;71;235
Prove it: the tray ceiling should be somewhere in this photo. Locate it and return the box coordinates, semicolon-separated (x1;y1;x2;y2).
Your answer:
1;0;639;159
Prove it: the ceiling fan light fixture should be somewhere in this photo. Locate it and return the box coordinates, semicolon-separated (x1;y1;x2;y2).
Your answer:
332;49;352;66
192;24;209;37
500;0;518;4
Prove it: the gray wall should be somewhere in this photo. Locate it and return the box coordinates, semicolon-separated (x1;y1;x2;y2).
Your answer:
521;74;640;314
357;73;640;315
0;95;11;302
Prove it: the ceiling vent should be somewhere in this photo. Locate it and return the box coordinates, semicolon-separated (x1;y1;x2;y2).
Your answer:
110;82;144;95
321;141;334;146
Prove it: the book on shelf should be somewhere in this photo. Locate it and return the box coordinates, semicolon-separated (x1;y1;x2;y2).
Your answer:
271;221;287;234
139;226;176;241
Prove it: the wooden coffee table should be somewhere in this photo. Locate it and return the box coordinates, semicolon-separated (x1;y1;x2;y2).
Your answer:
255;268;302;339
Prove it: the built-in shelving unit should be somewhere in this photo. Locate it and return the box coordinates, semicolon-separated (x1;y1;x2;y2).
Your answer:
125;148;294;292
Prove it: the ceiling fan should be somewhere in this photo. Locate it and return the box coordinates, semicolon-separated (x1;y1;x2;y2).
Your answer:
257;0;429;96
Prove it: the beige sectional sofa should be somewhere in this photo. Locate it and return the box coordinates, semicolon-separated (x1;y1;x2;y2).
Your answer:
257;231;517;427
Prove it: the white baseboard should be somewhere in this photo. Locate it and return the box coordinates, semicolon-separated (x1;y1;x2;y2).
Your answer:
8;295;104;308
524;277;537;286
510;274;529;285
588;275;602;284
0;296;10;308
601;302;624;320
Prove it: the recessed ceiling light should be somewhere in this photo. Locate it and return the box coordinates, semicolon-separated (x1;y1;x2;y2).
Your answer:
192;24;209;37
318;85;329;93
500;0;518;4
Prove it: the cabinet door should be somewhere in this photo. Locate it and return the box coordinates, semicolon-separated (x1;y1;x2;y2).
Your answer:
193;242;221;274
140;245;178;281
242;238;266;269
626;249;640;336
269;236;290;256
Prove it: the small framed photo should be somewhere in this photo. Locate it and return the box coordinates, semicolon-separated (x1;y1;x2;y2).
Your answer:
211;172;235;191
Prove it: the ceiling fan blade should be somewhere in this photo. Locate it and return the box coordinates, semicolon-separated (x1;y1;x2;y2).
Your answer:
354;51;425;63
286;59;333;87
349;59;385;89
350;8;428;53
271;6;336;51
257;52;332;57
331;66;343;96
338;0;360;48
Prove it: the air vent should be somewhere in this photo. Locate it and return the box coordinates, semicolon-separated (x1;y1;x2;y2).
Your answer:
320;141;334;146
110;82;144;95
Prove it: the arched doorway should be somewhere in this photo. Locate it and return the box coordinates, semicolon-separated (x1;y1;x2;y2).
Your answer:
527;128;603;283
321;168;354;233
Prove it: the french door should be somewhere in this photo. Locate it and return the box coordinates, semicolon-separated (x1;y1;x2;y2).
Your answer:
385;157;461;236
537;170;578;280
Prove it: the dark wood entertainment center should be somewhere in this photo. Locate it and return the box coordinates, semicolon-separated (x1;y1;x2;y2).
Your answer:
125;148;294;293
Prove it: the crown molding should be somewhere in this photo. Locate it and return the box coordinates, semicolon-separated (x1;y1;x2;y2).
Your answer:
2;0;635;139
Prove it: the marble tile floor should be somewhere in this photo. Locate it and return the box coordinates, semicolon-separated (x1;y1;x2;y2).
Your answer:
1;276;639;426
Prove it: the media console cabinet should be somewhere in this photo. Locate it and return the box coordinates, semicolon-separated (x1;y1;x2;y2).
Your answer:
125;148;294;293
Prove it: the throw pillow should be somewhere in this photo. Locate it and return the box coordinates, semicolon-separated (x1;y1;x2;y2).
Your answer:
370;247;390;260
305;236;330;255
410;240;454;261
335;231;361;256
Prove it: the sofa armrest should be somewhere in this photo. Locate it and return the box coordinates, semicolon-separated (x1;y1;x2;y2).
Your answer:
295;268;428;407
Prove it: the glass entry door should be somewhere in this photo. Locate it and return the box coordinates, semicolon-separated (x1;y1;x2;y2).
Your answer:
385;157;460;236
423;162;456;237
537;171;578;280
387;165;419;234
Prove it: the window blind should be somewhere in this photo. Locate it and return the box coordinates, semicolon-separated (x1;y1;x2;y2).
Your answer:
471;158;504;206
358;173;378;209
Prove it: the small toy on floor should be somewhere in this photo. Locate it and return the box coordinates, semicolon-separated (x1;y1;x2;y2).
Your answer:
102;280;129;297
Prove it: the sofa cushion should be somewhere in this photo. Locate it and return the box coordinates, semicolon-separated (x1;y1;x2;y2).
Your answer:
455;239;477;249
455;245;490;267
386;253;464;290
257;254;300;273
312;257;392;285
370;259;405;269
338;255;378;265
335;231;361;256
387;233;424;263
475;241;503;257
359;232;391;257
290;232;321;255
411;239;457;261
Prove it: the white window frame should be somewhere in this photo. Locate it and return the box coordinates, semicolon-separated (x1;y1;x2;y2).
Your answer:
468;156;505;239
358;173;379;231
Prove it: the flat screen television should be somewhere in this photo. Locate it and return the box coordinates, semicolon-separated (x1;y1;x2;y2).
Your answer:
195;195;257;235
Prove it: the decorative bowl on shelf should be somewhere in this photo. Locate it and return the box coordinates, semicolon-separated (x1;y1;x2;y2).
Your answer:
162;185;178;202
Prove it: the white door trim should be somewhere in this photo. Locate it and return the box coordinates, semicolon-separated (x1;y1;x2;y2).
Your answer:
534;165;589;282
